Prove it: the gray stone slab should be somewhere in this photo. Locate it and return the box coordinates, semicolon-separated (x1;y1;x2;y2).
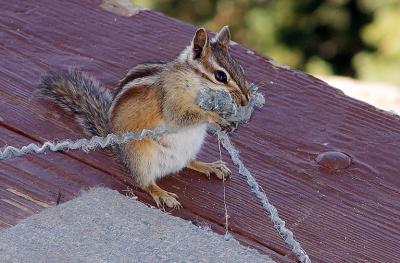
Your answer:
0;188;274;263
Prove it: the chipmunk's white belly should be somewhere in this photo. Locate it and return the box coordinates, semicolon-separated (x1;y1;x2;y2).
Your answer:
155;124;208;178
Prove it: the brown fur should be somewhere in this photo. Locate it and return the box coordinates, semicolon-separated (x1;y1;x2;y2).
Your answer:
116;63;164;96
112;85;163;132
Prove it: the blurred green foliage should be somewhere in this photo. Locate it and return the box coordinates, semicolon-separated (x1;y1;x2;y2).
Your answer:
134;0;400;85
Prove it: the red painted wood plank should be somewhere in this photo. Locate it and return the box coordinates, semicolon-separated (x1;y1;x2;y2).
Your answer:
0;0;399;262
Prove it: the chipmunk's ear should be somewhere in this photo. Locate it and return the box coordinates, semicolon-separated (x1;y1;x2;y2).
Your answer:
214;26;231;47
192;28;209;59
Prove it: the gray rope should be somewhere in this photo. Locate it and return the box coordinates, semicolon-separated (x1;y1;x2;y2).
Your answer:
217;131;311;263
0;129;172;160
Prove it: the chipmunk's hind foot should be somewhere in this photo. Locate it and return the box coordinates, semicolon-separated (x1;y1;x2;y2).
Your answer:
187;160;231;180
147;183;182;209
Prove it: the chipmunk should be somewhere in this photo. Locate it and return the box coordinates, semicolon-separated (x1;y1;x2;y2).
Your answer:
39;26;250;208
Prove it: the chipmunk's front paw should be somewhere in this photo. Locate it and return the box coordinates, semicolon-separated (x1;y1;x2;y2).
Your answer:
216;118;236;133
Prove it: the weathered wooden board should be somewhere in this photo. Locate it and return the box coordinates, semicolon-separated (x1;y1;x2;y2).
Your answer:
1;0;399;262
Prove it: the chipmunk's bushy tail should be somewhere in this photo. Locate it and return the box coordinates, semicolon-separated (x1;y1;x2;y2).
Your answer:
38;69;112;137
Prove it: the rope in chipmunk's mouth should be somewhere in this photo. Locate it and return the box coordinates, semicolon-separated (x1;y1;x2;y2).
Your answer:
0;84;311;263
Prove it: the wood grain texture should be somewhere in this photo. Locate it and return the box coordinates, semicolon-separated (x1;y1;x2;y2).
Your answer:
0;0;399;262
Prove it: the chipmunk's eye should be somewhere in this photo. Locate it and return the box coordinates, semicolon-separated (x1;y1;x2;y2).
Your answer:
214;70;227;84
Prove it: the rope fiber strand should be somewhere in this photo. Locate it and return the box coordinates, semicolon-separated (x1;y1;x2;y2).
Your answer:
0;129;172;161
